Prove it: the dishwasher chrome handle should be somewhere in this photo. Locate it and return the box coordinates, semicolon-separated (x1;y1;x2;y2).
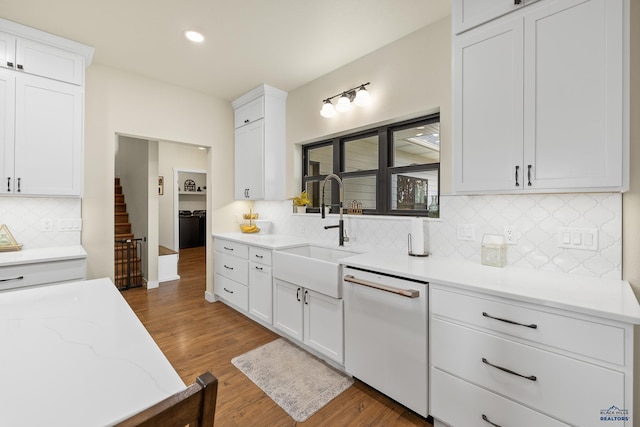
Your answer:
344;275;420;298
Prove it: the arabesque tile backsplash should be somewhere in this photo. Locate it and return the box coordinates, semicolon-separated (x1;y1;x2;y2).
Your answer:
0;197;82;249
254;192;622;279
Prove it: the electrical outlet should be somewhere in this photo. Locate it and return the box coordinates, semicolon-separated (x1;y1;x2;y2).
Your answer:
504;225;517;244
41;218;53;232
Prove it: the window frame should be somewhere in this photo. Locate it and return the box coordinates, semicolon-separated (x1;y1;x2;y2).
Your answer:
302;113;440;216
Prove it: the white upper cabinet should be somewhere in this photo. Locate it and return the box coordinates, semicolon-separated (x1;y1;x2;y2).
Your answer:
0;18;93;197
453;0;628;194
453;0;540;34
232;84;287;201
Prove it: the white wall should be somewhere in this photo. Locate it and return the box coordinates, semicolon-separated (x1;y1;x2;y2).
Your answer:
83;63;236;295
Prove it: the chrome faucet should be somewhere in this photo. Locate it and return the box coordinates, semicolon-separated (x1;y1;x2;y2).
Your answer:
321;173;349;246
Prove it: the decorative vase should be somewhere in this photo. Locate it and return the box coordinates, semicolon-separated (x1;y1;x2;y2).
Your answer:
427;196;439;218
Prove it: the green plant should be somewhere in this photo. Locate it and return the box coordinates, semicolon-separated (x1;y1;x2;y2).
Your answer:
290;190;311;206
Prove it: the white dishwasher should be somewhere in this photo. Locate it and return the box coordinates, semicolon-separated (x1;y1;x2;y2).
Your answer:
343;266;428;417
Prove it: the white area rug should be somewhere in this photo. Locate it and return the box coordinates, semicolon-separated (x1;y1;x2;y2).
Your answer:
231;338;354;422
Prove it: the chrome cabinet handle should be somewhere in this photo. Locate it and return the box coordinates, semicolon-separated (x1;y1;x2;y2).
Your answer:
344;275;420;298
482;414;502;427
527;164;532;186
514;165;520;187
223;264;233;270
223;287;233;294
0;276;24;282
482;357;537;381
482;312;537;329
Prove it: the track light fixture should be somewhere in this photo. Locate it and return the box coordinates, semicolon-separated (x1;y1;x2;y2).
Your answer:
320;82;371;118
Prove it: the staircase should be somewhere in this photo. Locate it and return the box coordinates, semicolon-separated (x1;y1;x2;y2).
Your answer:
114;178;144;290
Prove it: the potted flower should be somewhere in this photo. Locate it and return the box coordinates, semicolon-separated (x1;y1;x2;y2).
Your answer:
290;191;311;213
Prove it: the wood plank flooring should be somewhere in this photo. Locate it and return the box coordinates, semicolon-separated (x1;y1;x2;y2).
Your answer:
122;246;434;426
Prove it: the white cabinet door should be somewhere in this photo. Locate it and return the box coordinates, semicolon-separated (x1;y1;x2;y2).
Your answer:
303;289;343;363
234;119;264;200
453;0;527;33
454;18;524;192
249;262;272;324
0;32;16;71
273;279;303;341
16;39;84;85
14;75;82;196
523;0;624;190
0;69;15;194
234;96;264;129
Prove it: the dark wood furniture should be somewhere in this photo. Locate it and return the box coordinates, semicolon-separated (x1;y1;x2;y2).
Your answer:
115;372;218;427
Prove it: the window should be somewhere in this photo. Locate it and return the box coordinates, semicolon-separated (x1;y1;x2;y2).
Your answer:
302;114;440;217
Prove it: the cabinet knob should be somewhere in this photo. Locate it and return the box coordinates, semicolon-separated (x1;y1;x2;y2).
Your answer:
244;119;249;124
17;64;23;70
514;0;522;4
6;61;13;68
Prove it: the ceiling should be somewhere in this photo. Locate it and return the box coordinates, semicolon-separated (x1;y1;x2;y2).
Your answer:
0;0;451;101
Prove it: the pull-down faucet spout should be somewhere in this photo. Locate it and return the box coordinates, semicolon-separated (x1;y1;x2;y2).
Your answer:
321;173;348;246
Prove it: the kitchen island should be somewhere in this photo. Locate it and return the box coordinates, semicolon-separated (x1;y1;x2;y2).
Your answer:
0;277;185;426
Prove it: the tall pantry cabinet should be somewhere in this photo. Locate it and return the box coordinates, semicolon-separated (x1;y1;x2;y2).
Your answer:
232;84;287;201
453;0;628;193
0;19;93;196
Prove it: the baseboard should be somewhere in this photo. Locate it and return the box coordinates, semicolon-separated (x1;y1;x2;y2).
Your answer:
204;291;217;302
159;274;180;283
147;280;159;289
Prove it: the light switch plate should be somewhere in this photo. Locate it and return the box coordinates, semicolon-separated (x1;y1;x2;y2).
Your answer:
558;227;598;251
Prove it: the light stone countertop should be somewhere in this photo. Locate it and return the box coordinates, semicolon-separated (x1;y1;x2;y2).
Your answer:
340;249;640;324
213;232;309;250
0;245;87;267
0;277;185;426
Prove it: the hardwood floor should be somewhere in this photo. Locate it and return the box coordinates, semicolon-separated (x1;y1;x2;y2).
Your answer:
122;246;434;426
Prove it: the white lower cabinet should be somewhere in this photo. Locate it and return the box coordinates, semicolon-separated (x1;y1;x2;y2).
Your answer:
273;278;343;363
248;246;273;324
214;239;249;312
429;285;634;427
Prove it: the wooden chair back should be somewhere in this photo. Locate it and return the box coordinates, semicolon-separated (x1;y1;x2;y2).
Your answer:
115;371;218;427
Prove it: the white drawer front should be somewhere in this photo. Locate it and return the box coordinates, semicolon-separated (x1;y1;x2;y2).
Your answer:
249;246;272;266
214;239;248;259
215;274;248;311
431;318;624;426
430;286;625;365
0;259;86;291
431;368;570;427
215;253;248;285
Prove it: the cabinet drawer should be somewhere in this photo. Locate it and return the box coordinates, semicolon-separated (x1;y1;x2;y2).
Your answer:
431;318;624;426
234;96;264;128
214;239;248;259
430;286;625;365
215;253;248;285
0;258;86;291
249;246;271;266
214;274;248;311
431;368;569;427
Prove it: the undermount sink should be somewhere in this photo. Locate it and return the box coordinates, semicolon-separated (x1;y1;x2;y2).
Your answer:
273;244;359;298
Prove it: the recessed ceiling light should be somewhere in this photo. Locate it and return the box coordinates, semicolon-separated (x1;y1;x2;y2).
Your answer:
185;30;204;43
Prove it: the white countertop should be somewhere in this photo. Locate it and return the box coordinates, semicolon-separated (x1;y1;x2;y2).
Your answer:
341;250;640;324
214;232;309;250
0;245;87;267
0;278;185;426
